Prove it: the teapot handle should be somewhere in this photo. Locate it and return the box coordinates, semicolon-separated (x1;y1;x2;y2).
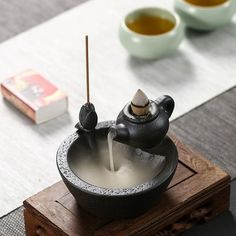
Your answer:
155;95;175;118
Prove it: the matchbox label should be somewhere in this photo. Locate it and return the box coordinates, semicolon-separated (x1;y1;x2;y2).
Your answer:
2;70;66;110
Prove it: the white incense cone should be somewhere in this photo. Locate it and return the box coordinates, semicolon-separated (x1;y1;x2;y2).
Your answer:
131;89;150;116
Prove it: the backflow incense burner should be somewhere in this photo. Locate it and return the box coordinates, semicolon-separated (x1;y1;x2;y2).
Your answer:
56;90;178;218
56;36;178;218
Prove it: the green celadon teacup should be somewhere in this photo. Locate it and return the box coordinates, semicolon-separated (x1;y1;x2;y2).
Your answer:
174;0;236;30
119;7;184;59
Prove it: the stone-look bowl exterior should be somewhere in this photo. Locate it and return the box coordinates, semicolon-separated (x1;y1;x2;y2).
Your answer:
174;0;236;30
119;7;184;59
56;121;178;218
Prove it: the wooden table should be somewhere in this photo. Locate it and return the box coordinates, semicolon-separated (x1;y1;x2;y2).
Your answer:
23;136;230;236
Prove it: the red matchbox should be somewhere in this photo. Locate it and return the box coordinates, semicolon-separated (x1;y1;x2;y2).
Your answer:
1;70;68;124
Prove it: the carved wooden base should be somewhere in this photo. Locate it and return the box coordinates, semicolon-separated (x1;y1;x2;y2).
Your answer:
23;135;230;236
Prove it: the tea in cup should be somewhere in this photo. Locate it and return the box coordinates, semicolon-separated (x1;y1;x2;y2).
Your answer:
119;7;184;59
174;0;236;30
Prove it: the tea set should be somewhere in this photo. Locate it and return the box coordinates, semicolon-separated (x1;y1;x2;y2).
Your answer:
119;0;236;59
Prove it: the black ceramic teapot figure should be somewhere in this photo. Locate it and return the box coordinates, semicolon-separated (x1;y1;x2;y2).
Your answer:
109;90;175;149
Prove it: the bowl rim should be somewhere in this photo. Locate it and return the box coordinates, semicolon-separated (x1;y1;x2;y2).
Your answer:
177;0;231;10
121;6;182;39
56;121;178;197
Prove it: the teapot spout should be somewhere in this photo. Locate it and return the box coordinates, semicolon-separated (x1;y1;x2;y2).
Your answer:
109;124;129;143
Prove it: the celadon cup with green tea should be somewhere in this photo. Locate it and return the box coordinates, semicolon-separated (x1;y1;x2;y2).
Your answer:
174;0;236;30
119;7;184;59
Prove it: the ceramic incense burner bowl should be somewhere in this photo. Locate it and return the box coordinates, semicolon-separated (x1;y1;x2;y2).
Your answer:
56;121;178;219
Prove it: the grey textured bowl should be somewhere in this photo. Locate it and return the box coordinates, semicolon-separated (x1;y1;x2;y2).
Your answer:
56;121;178;218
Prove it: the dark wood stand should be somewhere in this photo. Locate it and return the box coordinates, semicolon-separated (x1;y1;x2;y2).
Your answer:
23;136;230;236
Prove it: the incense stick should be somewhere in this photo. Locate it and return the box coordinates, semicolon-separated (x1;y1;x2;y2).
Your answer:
85;35;90;103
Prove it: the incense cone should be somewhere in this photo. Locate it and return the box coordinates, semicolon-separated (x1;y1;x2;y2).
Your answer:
131;89;150;116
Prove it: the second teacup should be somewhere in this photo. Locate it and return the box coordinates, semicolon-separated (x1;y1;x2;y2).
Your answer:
174;0;236;30
119;7;184;59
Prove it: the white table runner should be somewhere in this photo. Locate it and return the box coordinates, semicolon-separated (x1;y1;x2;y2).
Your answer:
0;0;236;216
